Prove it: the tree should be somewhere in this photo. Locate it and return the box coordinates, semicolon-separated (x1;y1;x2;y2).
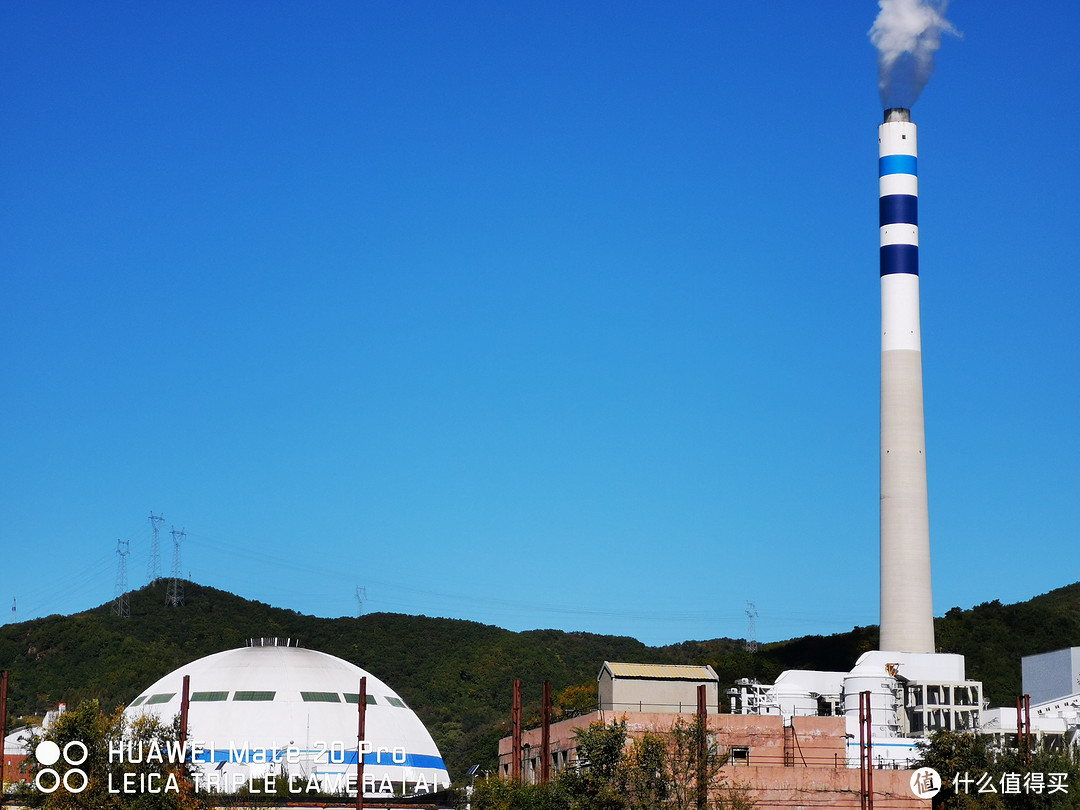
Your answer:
554;683;598;720
472;718;754;810
665;716;747;810
915;730;1001;809
15;699;209;810
558;720;627;810
916;730;1080;810
620;732;670;810
470;777;568;810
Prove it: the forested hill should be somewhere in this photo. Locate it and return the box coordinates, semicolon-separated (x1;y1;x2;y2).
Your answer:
2;580;1079;778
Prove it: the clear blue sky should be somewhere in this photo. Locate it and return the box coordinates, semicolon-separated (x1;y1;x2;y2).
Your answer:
3;2;1078;647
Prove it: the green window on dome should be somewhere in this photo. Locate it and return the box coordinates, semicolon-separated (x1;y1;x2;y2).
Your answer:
301;691;341;703
344;693;378;705
191;691;229;702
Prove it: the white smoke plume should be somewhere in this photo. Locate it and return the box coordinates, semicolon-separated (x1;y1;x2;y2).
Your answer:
870;0;957;109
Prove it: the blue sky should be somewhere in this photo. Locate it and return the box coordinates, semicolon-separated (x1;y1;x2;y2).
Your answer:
3;2;1078;647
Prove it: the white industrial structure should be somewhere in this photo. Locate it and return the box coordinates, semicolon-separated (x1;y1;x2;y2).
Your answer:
125;639;450;796
981;647;1080;750
729;651;982;767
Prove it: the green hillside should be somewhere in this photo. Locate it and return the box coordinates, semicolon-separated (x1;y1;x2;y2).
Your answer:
2;580;1079;779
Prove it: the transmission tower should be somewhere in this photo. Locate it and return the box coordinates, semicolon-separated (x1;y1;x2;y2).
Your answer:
355;586;367;617
114;539;131;618
745;601;758;654
11;597;16;624
147;511;164;583
166;527;186;607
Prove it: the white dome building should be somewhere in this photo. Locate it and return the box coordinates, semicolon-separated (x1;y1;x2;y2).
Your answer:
125;639;450;797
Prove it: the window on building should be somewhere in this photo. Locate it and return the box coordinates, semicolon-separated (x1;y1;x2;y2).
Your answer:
190;691;229;702
344;693;378;705
730;746;750;766
301;691;340;703
233;691;275;701
146;693;175;705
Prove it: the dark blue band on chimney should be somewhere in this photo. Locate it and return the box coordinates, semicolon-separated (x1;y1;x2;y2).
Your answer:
880;244;919;276
880;194;918;227
879;154;917;177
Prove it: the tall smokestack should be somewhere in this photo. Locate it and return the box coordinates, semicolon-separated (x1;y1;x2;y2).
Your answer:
878;107;934;653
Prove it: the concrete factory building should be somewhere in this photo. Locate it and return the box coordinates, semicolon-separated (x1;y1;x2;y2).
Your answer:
125;638;450;796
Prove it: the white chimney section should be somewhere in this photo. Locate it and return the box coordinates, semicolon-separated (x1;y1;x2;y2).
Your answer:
878;108;935;654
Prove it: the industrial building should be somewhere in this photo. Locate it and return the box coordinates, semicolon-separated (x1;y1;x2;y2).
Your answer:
727;651;983;767
498;650;1080;806
125;638;450;796
499;662;928;809
980;647;1080;750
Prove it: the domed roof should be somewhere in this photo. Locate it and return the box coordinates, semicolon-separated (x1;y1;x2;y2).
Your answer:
126;641;449;796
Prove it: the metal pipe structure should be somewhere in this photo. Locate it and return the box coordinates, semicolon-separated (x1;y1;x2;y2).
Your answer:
878;107;935;654
859;691;874;810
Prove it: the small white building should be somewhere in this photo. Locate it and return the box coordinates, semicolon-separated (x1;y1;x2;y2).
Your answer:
598;662;718;714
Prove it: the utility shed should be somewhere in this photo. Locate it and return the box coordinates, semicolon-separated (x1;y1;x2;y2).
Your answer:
598;662;719;714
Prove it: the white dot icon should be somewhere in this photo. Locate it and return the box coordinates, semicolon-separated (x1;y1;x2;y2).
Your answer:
35;740;61;766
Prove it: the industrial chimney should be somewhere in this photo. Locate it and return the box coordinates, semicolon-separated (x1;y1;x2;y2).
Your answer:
878;107;935;654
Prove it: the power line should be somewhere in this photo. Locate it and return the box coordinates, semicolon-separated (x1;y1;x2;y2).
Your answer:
114;539;131;618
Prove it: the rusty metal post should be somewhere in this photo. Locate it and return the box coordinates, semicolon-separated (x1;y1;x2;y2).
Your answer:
696;683;708;810
1016;696;1023;758
1;670;8;808
864;691;872;810
865;692;873;810
859;694;866;810
357;676;367;810
1024;694;1032;766
511;680;522;782
859;691;874;810
541;680;551;784
179;675;190;748
175;674;190;800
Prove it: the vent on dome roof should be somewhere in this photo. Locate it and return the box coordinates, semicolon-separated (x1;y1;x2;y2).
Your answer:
247;637;302;648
